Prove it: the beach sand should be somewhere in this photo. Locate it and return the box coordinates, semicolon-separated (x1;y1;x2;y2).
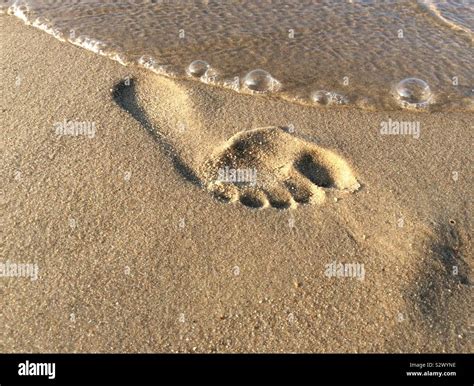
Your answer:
1;16;472;352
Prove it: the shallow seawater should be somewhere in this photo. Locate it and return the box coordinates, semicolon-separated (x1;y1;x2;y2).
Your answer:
1;0;473;111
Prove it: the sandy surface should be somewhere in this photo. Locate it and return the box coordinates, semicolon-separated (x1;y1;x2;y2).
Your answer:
1;16;472;353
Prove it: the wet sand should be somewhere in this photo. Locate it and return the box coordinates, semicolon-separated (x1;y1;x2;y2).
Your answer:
1;16;472;353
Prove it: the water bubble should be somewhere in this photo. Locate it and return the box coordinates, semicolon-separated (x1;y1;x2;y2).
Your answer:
201;67;219;84
311;90;329;105
187;60;210;77
243;69;281;93
311;90;348;106
395;78;432;108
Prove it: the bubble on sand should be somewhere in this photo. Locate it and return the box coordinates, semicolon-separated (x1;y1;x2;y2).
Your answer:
395;78;433;108
311;90;348;106
311;90;329;105
187;60;210;77
243;69;281;93
200;67;219;84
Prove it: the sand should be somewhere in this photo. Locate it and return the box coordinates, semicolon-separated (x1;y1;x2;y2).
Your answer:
1;16;472;353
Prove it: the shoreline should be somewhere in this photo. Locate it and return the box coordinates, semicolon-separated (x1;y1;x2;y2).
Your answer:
2;6;473;114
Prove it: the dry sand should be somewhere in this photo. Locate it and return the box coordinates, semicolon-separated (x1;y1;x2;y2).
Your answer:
1;16;472;352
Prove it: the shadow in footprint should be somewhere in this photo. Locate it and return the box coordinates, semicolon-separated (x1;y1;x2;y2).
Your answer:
112;78;201;186
239;193;265;209
294;153;333;188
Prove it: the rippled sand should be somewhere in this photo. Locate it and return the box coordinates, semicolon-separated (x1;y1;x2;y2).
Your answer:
2;0;473;111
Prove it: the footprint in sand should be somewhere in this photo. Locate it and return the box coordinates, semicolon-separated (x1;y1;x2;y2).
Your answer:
113;78;359;209
202;127;360;208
